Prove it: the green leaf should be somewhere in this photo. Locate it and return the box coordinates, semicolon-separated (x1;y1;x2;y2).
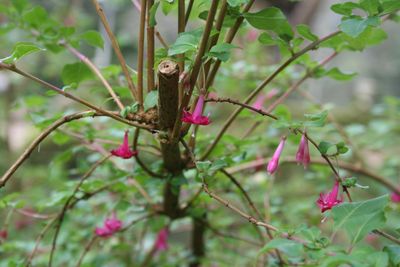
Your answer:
318;141;335;155
326;67;357;81
339;16;380;38
331;2;360;16
227;0;247;7
0;42;45;64
11;0;28;13
168;28;203;56
206;43;237;62
296;24;318;41
259;238;303;258
367;251;389;267
384;245;400;266
144;90;158;111
22;6;48;28
61;62;93;86
149;1;160;27
243;7;294;40
359;0;381;15
258;32;279;46
342;177;357;188
80;30;104;48
332;195;389;244
381;0;400;14
304;110;328;127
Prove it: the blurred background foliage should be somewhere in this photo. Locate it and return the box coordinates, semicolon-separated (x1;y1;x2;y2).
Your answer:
0;0;400;266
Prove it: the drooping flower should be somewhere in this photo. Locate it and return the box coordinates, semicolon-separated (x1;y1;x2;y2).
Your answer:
252;95;267;110
267;137;286;175
246;28;258;42
391;192;400;203
95;213;123;238
266;88;279;99
182;95;211;125
154;228;169;251
317;181;343;213
0;229;7;240
111;131;138;159
296;132;311;169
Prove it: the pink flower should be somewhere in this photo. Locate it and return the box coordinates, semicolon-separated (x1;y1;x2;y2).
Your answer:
246;29;258;42
0;229;7;240
296;132;311;169
267;137;286;175
182;95;211;125
155;228;169;251
391;192;400;203
111;131;138;159
252;95;267;110
266;88;279;99
95;213;123;238
317;181;343;213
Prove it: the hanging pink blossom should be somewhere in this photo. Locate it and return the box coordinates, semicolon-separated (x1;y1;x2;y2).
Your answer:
182;95;211;125
317;181;343;213
246;29;258;42
155;228;169;251
95;213;123;238
252;95;267;110
391;192;400;203
0;229;7;240
267;137;286;175
111;131;138;159
296;132;311;169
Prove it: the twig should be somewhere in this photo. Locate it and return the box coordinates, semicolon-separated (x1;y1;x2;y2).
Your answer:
91;0;138;100
373;229;400;245
205;97;278;120
147;0;155;92
75;235;98;267
64;43;125;110
184;0;194;26
137;0;147;109
0;64;154;130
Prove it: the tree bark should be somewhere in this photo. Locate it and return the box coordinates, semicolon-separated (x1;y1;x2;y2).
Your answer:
157;60;183;218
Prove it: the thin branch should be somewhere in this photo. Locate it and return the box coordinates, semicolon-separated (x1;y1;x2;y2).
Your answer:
205;97;278;120
49;155;110;266
137;0;147;109
184;0;194;26
0;64;154;130
155;30;169;48
201;31;340;160
64;43;125;110
373;229;400;245
75;235;98;267
147;0;155;92
91;0;138;100
171;0;220;142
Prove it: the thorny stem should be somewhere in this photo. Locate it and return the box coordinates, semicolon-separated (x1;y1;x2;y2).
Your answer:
64;44;125;110
137;0;147;109
201;31;340;160
91;0;138;100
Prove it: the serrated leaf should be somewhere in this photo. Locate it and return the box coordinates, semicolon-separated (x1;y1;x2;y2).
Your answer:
296;24;318;41
326;67;357;81
1;42;45;64
61;62;93;86
144;90;158;111
332;195;389;244
206;43;237;62
339;16;380;38
259;238;303;258
80;30;104;48
168;28;203;56
304;110;328;127
243;7;294;40
331;2;360;16
149;1;160;27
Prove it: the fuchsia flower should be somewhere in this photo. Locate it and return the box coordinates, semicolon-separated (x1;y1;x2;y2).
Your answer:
252;95;267;110
267;137;286;175
317;181;343;213
154;228;169;251
0;229;7;240
246;29;258;42
182;95;211;125
95;213;123;238
111;131;138;159
391;192;400;203
296;132;311;169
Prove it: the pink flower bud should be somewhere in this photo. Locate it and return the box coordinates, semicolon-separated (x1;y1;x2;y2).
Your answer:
391;192;400;203
155;228;169;251
95;213;123;238
267;137;286;175
111;131;138;159
296;132;311;169
0;229;7;240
